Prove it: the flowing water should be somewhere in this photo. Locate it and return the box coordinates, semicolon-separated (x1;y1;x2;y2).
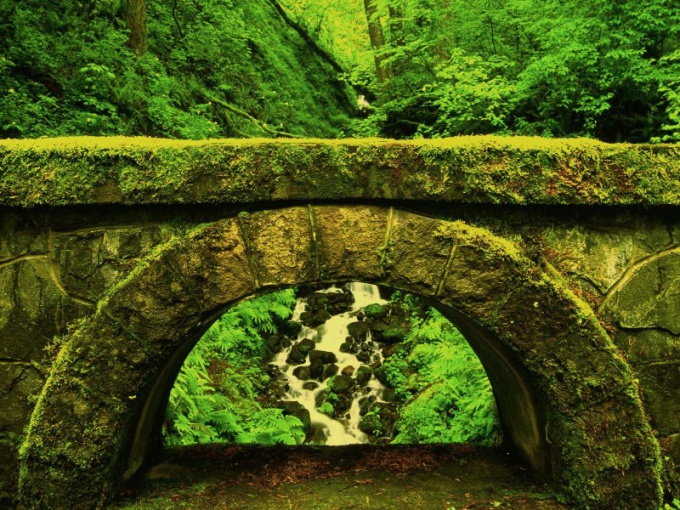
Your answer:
271;282;388;445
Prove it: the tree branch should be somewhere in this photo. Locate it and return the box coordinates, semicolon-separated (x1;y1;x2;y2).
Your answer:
204;94;302;138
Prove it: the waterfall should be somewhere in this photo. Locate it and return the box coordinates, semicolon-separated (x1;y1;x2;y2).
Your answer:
271;282;388;445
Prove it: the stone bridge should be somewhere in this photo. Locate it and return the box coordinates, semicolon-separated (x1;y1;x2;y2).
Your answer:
0;137;679;509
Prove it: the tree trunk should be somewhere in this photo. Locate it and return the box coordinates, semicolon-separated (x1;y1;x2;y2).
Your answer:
387;4;403;46
363;0;389;83
126;0;147;56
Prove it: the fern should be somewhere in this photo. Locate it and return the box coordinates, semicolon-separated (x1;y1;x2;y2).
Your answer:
163;289;299;446
386;296;501;446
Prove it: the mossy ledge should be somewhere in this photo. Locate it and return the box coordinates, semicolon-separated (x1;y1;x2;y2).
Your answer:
0;136;678;207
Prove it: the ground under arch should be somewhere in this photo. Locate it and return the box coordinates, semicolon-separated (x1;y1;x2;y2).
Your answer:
18;205;661;509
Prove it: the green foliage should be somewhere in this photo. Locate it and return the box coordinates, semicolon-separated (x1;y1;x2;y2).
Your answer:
0;0;354;139
658;50;680;142
236;408;306;445
289;0;679;142
383;301;501;445
163;289;304;446
664;498;680;510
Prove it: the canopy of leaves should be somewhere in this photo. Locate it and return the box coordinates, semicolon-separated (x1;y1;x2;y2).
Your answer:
285;0;680;142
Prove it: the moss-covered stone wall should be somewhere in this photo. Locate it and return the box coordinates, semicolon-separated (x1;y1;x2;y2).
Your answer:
0;137;678;508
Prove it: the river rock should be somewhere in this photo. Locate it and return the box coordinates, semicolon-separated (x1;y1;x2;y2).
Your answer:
359;412;385;436
286;344;308;365
292;365;311;380
334;393;353;415
382;342;405;358
302;381;318;391
374;365;389;385
309;359;324;380
280;320;303;338
363;303;388;320
356;351;371;363
309;350;337;364
329;374;355;393
359;395;377;415
368;319;389;336
306;288;354;317
339;341;357;354
300;309;332;327
322;363;339;380
297;338;316;355
347;321;369;340
359;402;397;438
381;324;409;344
355;365;372;386
265;335;285;353
341;365;355;377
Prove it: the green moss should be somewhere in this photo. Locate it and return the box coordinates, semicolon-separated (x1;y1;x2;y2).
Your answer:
0;136;678;207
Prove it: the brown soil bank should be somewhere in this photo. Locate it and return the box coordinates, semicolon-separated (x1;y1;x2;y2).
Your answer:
112;444;567;510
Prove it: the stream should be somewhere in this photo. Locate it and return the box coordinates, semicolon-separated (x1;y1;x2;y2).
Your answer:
271;282;389;445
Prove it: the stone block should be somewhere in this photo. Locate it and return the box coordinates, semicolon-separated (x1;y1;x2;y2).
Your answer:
0;260;89;359
239;207;316;287
0;210;47;262
384;209;452;297
52;226;168;301
313;206;388;282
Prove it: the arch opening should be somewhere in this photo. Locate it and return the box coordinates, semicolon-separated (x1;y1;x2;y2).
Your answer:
152;282;505;452
18;205;661;510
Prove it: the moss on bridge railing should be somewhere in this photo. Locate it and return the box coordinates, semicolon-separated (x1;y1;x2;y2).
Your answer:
0;136;678;206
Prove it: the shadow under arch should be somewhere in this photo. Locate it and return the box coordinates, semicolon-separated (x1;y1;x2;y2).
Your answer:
18;205;661;510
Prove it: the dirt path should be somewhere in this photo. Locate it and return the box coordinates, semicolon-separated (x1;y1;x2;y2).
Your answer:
112;444;568;509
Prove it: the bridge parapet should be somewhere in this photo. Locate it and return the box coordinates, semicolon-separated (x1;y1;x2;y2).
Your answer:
0;136;678;207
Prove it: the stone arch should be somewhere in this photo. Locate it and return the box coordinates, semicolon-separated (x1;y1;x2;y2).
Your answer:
18;206;661;509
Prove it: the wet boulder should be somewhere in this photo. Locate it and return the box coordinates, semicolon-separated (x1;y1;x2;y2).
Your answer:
280;320;303;338
381;324;409;344
309;359;324;380
374;365;389;385
359;402;397;438
359;412;385;436
356;351;371;363
347;321;369;341
297;338;316;355
355;365;372;386
341;365;355;377
286;344;308;365
359;395;377;416
300;309;332;327
368;319;389;337
322;363;339;380
292;365;311;380
382;342;406;358
309;350;337;365
339;340;358;354
329;374;355;393
265;334;289;355
363;303;388;320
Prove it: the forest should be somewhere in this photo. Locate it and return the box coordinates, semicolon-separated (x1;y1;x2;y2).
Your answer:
1;0;678;142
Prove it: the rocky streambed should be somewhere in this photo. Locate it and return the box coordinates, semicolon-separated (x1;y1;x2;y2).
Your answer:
264;282;412;445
